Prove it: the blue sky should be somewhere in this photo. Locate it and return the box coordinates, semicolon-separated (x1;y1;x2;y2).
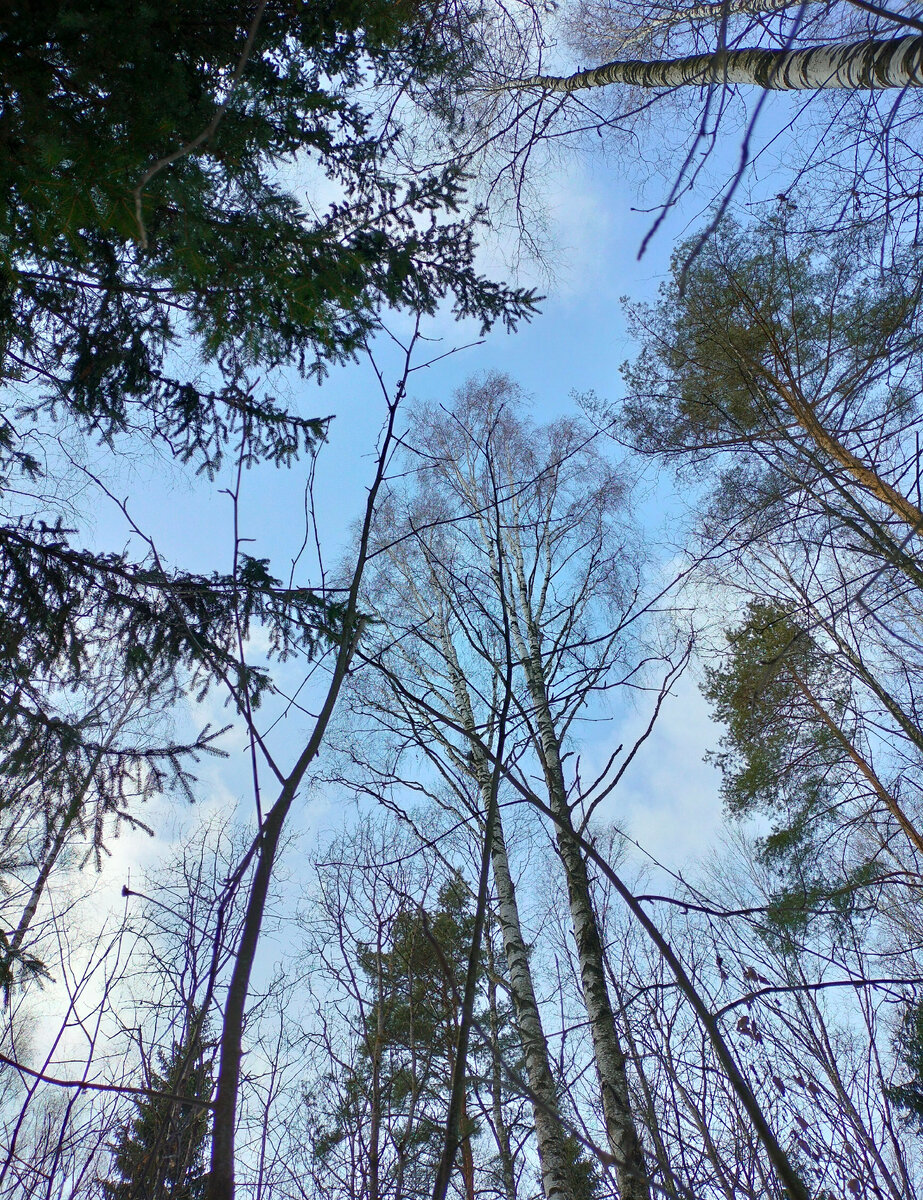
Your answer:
24;83;812;1088
79;139;758;911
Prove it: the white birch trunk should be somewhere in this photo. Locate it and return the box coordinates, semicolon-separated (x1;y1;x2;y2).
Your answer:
506;570;651;1200
502;33;923;91
489;813;578;1200
443;643;577;1200
576;0;812;57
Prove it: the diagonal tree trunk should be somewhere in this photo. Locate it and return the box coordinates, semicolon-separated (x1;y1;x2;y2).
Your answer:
766;375;923;534
570;0;814;57
789;666;923;861
502;33;923;92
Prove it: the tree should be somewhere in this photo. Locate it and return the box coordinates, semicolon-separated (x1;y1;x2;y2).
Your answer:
502;31;923;92
618;207;923;876
302;817;513;1200
620;210;923;540
889;997;923;1134
608;199;923;1195
586;833;921;1200
0;0;536;865
359;374;661;1200
358;875;486;1200
428;0;923;270
104;1014;213;1200
2;11;536;1194
703;601;923;905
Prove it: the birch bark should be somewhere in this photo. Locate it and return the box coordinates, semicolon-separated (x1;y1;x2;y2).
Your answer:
442;634;577;1200
569;0;814;57
502;33;923;91
496;521;651;1200
485;936;518;1200
363;379;656;1200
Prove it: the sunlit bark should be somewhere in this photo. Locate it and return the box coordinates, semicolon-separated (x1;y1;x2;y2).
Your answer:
502;33;923;90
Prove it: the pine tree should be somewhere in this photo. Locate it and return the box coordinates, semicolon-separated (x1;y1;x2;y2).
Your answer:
359;875;485;1200
310;874;497;1200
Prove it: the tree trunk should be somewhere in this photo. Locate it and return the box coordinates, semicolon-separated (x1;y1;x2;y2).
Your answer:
770;376;923;535
488;819;578;1200
513;614;651;1200
586;0;813;56
551;811;651;1200
790;667;923;862
503;33;923;92
486;936;519;1200
461;1096;476;1200
443;641;576;1200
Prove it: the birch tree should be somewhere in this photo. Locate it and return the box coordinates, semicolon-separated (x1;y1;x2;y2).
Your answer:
439;0;923;261
357;374;668;1200
352;491;580;1197
502;32;923;92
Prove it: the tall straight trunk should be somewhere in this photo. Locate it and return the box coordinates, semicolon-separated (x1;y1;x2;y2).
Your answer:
591;0;813;56
460;1092;476;1200
487;815;577;1200
503;33;923;92
790;668;923;862
486;935;518;1200
551;809;651;1200
443;642;576;1200
770;377;923;535
512;608;650;1200
463;507;654;1200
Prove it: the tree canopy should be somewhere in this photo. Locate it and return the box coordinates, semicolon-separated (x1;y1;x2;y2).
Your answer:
2;5;923;1200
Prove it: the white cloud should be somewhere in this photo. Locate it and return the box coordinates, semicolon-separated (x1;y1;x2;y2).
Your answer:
594;673;727;870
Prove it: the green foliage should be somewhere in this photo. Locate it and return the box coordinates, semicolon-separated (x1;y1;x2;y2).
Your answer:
310;875;497;1198
621;210;921;471
0;1;535;852
762;860;884;939
103;1015;213;1200
1;1;534;431
0;928;49;999
702;601;888;930
357;874;479;1058
887;996;923;1131
364;875;484;1159
559;1132;605;1200
703;601;849;828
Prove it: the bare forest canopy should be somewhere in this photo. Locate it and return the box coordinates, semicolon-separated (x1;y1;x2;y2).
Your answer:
1;3;923;1200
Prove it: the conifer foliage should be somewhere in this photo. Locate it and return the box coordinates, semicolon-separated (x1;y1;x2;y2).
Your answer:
104;1018;213;1200
0;0;535;860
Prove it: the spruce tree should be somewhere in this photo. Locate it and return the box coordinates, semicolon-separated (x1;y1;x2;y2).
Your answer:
887;997;923;1132
0;2;535;859
104;1019;213;1200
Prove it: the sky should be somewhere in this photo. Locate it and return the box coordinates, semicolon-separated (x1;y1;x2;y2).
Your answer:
17;53;831;1094
36;84;822;1036
73;146;737;925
